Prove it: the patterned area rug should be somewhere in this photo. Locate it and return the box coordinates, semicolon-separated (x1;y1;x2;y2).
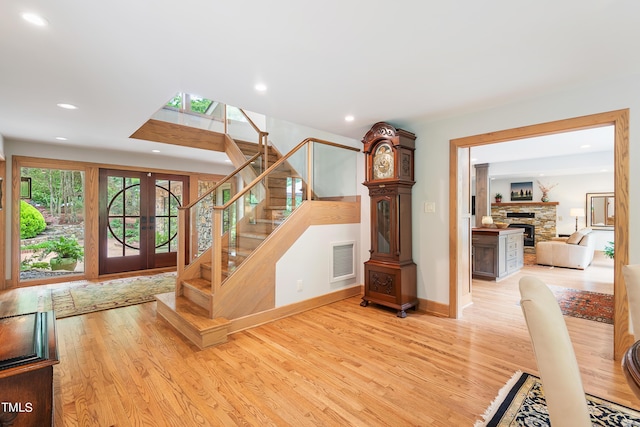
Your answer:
548;284;614;324
39;272;176;318
475;371;640;426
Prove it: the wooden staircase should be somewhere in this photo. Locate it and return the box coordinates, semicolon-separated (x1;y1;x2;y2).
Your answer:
156;138;300;348
155;135;361;350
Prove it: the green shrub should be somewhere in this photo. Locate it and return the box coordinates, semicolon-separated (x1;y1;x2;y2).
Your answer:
20;201;46;239
42;235;84;261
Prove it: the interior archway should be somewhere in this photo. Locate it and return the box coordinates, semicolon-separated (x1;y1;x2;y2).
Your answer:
449;109;630;360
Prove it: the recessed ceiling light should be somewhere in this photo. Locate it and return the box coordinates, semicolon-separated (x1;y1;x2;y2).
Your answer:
55;137;67;141
151;149;160;153
254;83;267;92
225;159;232;163
57;103;78;110
345;115;354;122
22;12;48;27
580;144;591;149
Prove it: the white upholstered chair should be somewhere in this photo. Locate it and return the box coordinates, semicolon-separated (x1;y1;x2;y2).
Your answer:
519;276;591;427
623;264;640;339
622;265;640;400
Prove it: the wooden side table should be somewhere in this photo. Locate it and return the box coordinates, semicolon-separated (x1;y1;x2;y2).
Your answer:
0;311;59;427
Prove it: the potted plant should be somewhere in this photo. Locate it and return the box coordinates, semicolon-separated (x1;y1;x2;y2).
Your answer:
604;241;614;259
495;193;503;203
42;235;84;271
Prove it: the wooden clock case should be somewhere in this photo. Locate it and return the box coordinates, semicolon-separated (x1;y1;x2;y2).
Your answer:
361;122;418;317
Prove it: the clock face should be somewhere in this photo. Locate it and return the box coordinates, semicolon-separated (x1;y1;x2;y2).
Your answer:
373;144;394;180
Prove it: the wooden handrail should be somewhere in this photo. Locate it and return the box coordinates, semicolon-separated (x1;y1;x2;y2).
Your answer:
238;108;264;136
180;152;262;211
215;138;360;210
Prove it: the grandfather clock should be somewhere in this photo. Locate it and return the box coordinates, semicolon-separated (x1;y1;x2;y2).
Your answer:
361;122;417;317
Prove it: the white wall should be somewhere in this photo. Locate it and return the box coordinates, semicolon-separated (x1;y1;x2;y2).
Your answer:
489;172;614;250
410;72;640;305
275;224;360;307
266;117;370;287
0;134;4;160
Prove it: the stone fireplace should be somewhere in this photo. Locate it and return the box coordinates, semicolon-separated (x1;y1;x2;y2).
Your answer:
508;223;535;246
491;202;558;253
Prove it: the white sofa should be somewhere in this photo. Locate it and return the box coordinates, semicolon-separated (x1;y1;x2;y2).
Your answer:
536;228;595;270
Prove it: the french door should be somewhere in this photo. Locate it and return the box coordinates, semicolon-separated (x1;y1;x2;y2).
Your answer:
99;169;189;275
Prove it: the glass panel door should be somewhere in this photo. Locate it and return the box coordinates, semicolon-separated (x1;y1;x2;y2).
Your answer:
99;169;188;274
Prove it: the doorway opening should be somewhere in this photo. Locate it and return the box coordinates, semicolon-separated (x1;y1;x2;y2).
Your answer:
449;109;630;360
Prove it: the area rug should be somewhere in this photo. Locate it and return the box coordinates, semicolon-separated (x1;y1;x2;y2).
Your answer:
38;272;176;318
475;371;640;426
548;284;614;324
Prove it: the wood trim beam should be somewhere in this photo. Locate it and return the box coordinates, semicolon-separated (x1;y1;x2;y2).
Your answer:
130;119;226;152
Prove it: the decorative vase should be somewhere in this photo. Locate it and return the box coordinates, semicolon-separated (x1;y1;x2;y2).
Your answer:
50;257;78;271
495;198;502;203
541;192;549;202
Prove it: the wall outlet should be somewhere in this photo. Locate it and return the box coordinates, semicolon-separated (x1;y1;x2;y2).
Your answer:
296;280;303;292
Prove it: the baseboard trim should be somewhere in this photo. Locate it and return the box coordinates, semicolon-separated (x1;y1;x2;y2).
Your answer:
229;285;362;334
417;297;449;317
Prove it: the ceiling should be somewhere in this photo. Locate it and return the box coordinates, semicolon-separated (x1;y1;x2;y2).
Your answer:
471;125;615;179
1;1;638;165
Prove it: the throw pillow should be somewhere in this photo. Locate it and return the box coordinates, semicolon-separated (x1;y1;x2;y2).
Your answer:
566;231;583;245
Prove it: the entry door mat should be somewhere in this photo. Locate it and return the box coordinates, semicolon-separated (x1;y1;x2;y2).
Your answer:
548;284;613;324
475;371;640;426
38;272;176;318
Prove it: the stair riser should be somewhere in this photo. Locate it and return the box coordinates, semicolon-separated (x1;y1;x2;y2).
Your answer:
183;285;211;311
236;237;266;251
240;223;274;234
201;265;211;281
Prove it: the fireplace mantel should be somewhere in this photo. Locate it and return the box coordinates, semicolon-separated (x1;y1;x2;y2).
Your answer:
492;202;559;207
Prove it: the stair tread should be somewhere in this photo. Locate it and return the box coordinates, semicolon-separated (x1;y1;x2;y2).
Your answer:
222;248;253;257
238;231;269;239
156;292;227;331
182;277;210;291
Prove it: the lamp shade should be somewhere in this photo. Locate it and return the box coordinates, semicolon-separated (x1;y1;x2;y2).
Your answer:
569;208;585;217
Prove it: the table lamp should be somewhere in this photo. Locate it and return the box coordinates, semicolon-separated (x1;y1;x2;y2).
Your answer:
569;208;585;231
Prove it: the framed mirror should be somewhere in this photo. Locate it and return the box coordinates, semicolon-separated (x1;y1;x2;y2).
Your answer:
586;192;614;230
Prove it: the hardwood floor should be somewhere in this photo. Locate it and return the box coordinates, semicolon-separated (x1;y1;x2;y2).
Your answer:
1;254;631;426
522;250;614;294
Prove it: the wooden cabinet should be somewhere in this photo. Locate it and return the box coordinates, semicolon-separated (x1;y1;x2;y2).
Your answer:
361;122;418;317
472;228;524;281
0;311;59;427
